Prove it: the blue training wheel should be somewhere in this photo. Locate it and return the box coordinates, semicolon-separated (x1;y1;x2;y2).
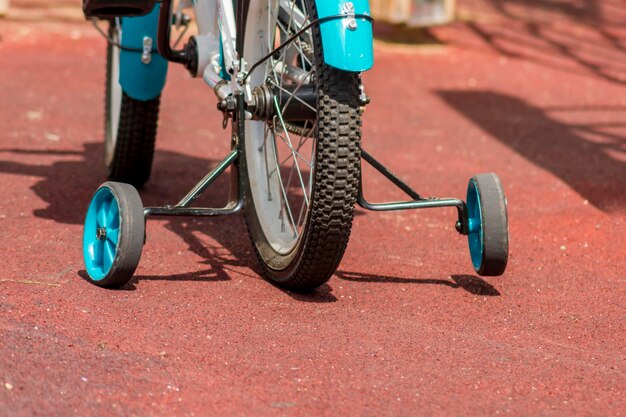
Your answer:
466;173;509;276
82;182;145;287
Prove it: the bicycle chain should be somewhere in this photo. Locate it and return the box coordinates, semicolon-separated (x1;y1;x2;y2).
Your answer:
285;122;314;137
284;40;314;137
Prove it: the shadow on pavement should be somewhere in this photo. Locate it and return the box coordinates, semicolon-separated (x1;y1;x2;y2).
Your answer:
0;143;333;301
0;142;257;285
484;0;602;25
336;271;500;296
278;283;338;303
455;0;626;86
2;142;499;300
373;22;444;46
77;269;139;291
437;90;626;212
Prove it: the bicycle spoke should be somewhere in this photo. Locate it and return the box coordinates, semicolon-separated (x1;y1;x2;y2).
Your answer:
273;97;310;208
297;120;316;228
273;132;312;167
248;0;321;250
268;132;311;178
275;19;313;68
268;80;316;114
269;124;299;238
282;134;307;197
275;64;315;112
263;124;273;201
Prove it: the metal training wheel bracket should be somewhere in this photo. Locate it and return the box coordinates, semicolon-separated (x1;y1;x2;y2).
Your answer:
357;148;469;235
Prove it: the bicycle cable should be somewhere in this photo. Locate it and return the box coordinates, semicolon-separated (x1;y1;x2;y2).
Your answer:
91;17;189;53
91;13;373;76
242;13;374;83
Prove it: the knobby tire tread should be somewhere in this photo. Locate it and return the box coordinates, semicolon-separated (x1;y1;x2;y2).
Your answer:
245;1;362;291
107;93;160;187
285;70;361;290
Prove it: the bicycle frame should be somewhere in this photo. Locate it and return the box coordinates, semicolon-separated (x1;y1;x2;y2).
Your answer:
118;0;374;101
188;0;375;75
83;0;510;287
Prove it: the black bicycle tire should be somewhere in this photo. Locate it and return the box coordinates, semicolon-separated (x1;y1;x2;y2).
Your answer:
242;0;362;291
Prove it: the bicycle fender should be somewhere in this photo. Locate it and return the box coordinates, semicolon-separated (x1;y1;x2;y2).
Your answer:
315;0;374;72
120;5;168;101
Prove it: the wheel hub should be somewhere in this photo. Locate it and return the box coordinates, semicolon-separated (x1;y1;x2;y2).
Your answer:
248;85;317;122
96;227;107;241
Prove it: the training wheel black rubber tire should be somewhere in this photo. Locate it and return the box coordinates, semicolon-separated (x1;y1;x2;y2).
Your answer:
466;173;509;276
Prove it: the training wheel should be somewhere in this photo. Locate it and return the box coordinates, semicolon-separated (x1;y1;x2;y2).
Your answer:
465;173;509;276
82;182;145;287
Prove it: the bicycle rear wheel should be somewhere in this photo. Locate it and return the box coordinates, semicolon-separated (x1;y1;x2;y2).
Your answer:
105;20;160;188
241;0;362;291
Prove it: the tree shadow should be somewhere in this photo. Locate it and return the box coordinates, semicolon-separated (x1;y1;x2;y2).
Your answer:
436;90;626;212
335;270;500;296
455;0;626;86
373;21;444;46
487;0;602;23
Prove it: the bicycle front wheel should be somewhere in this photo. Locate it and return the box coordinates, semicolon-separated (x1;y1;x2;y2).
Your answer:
241;0;362;291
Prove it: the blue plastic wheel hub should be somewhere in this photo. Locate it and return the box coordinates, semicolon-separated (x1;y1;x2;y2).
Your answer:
466;178;484;272
83;187;120;281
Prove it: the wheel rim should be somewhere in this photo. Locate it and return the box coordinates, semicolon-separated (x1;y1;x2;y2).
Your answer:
105;20;123;167
466;179;484;271
83;187;121;280
244;0;317;255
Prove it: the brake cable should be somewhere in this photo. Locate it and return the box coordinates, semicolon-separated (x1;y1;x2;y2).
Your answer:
91;16;190;53
242;13;374;83
91;12;374;79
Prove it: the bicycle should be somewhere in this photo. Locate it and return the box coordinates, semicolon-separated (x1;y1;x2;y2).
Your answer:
81;0;509;291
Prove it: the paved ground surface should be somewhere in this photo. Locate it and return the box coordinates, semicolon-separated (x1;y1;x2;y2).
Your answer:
0;1;624;416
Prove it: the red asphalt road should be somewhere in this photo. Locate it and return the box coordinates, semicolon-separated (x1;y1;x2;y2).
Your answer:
0;1;625;416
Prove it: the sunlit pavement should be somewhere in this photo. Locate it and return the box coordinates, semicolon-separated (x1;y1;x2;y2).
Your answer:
0;1;624;416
